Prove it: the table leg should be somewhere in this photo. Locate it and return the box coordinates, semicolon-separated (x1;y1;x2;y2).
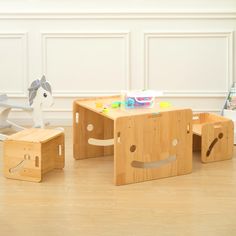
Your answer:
104;117;114;156
73;102;113;159
73;102;111;159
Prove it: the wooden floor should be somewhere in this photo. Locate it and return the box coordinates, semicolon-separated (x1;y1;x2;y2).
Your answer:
0;127;236;236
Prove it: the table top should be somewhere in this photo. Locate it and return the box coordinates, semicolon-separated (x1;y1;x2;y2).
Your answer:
7;128;63;143
75;96;190;120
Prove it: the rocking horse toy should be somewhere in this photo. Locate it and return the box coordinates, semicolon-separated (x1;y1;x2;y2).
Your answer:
0;75;54;141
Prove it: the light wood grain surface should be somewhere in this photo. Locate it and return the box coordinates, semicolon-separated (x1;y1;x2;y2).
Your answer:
3;129;65;182
75;96;189;120
192;113;233;163
1;127;236;236
7;128;63;143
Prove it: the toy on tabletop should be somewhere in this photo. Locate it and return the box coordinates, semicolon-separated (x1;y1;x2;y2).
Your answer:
95;102;103;108
102;104;110;114
126;98;135;108
121;90;163;109
95;101;121;114
102;108;109;114
111;101;121;108
159;101;172;108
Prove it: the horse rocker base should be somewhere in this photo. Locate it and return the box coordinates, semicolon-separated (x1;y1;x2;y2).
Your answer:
3;128;65;182
192;113;234;163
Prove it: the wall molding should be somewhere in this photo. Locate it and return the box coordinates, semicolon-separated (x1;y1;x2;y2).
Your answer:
0;32;28;97
0;11;236;19
154;91;228;98
50;92;121;98
144;31;234;98
41;31;130;97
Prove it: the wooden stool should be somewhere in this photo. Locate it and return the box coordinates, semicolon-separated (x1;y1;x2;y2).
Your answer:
3;128;65;182
192;113;234;163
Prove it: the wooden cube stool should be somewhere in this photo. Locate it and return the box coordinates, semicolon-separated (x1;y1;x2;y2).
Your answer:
192;113;233;163
3;128;65;182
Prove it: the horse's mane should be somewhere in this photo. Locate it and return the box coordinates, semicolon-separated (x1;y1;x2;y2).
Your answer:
28;76;52;106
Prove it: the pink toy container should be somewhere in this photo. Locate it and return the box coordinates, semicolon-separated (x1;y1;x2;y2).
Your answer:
121;90;163;109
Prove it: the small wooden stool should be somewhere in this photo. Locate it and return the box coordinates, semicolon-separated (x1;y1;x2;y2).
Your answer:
192;113;233;163
3;128;65;182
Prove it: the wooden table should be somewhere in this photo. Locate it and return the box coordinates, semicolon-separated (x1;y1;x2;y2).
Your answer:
73;96;193;185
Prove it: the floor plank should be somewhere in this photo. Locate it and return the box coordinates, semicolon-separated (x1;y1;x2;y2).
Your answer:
0;127;236;236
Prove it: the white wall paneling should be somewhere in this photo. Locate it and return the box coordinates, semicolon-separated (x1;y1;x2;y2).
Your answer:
42;32;130;97
0;8;235;125
144;31;233;97
0;32;28;97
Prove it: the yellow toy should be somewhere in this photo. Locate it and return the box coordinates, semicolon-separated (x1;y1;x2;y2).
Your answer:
95;102;103;108
160;101;172;108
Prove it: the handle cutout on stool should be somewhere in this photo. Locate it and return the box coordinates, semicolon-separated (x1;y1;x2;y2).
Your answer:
75;112;79;124
9;160;25;173
193;116;199;120
187;123;190;134
131;156;176;169
58;145;62;156
87;124;94;132
88;138;114;146
130;145;136;152
24;154;30;160
35;156;39;167
206;132;224;157
117;132;121;143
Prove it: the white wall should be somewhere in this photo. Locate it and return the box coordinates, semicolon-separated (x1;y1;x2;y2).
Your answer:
0;0;235;125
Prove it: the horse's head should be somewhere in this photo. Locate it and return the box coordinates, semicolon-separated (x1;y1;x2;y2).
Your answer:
28;76;54;108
